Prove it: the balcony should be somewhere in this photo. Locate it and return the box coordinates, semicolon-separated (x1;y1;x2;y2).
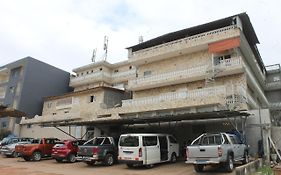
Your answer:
69;69;136;88
128;57;243;91
128;25;240;65
265;81;281;91
120;85;247;113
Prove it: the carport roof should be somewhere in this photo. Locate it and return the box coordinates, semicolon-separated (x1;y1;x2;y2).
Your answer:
40;110;250;127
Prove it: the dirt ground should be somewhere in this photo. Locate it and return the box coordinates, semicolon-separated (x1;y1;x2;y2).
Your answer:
0;155;235;175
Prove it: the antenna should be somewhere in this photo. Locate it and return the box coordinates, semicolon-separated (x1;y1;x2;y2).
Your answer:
91;48;97;62
139;36;143;43
103;36;108;61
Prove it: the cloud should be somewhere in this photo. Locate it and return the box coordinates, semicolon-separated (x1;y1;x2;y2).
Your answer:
0;0;280;72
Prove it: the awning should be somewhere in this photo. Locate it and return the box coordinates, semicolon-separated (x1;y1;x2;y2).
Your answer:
0;105;26;118
208;37;240;53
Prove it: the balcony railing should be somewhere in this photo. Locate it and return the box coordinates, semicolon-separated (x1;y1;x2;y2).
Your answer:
122;85;246;108
70;69;136;87
269;102;281;109
266;81;281;90
129;25;239;61
128;57;243;90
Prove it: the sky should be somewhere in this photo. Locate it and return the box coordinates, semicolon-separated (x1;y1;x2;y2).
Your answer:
0;0;281;73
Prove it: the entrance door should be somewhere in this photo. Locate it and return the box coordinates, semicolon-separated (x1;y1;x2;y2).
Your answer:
143;136;160;164
159;136;168;161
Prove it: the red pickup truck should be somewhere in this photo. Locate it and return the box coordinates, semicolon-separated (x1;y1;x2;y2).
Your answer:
16;138;59;161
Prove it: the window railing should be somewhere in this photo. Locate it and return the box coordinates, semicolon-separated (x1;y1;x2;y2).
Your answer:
130;25;238;58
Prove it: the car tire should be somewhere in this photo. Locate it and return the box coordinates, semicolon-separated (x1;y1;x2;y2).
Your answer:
225;154;234;172
12;151;18;158
126;164;134;168
55;158;63;163
170;153;177;163
23;156;31;161
242;151;249;164
67;153;76;163
32;151;42;161
104;154;114;166
86;161;95;166
194;164;204;172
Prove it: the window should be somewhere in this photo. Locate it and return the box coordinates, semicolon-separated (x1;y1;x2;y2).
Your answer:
99;68;103;71
200;134;223;145
214;54;231;65
103;138;111;144
114;69;119;73
81;73;84;76
64;110;69;114
84;137;106;146
86;71;89;74
273;76;280;82
129;66;132;69
169;136;178;144
52;113;57;115
143;136;157;146
143;70;151;77
1;121;7;128
47;102;52;108
9;87;15;94
119;136;139;147
27;124;32;128
90;95;96;102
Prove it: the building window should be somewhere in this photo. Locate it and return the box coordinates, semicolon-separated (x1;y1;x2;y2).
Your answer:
27;124;32;128
99;68;103;71
273;76;280;82
129;66;132;69
52;113;57;115
90;95;96;103
64;110;69;114
81;73;84;76
9;87;15;94
1;121;7;128
214;54;231;65
47;102;52;108
86;71;89;74
114;69;119;73
91;70;94;73
144;70;151;77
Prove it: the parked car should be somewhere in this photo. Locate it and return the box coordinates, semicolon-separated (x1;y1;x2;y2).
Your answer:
0;138;33;157
17;138;59;161
76;137;118;166
52;139;86;163
185;132;249;172
0;137;19;148
118;133;179;168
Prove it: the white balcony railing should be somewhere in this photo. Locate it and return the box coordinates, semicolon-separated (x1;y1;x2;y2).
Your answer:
129;57;242;89
122;85;231;107
129;25;238;60
70;69;136;87
266;81;281;90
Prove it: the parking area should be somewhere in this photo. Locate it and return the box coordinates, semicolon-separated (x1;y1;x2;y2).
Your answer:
0;156;235;175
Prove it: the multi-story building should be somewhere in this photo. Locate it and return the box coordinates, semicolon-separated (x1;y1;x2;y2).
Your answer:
20;13;278;156
0;57;71;134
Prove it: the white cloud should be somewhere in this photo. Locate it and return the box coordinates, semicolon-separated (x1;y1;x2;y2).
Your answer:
0;0;280;72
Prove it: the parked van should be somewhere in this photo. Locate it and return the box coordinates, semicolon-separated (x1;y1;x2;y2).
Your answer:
118;133;179;167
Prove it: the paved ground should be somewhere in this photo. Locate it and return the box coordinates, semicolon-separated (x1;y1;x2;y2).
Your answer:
0;155;235;175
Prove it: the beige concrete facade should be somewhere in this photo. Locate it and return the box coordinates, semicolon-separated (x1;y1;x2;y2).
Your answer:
19;14;272;143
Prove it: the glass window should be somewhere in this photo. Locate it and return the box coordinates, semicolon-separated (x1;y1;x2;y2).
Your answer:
200;134;222;145
103;138;111;145
143;136;157;146
119;136;139;147
169;136;178;144
229;136;237;144
143;71;151;77
84;138;104;146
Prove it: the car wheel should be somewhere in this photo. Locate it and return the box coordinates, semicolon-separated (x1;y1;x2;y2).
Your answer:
86;161;95;166
104;154;114;166
32;151;42;161
242;151;249;164
23;156;31;161
225;154;234;172
126;164;134;168
170;153;177;163
55;158;63;163
67;153;76;163
194;164;204;172
12;151;18;158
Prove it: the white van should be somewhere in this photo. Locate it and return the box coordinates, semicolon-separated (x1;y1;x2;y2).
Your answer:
118;133;179;167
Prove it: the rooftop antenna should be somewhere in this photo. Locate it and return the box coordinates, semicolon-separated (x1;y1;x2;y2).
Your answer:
139;36;143;43
103;36;108;61
91;48;97;62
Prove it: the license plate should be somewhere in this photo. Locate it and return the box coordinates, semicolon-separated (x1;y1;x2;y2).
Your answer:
196;159;207;163
123;157;132;160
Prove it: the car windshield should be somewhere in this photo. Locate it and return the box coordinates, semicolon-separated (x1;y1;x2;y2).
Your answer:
84;138;105;146
31;139;41;144
193;134;223;145
119;136;139;147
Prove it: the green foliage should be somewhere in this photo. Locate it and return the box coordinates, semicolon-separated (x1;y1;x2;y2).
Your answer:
257;165;273;175
0;128;12;140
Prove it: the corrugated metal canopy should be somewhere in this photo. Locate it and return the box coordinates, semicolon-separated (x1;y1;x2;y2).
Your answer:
0;105;26;118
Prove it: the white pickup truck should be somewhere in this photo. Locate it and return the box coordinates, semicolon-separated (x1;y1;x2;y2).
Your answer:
185;133;249;172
